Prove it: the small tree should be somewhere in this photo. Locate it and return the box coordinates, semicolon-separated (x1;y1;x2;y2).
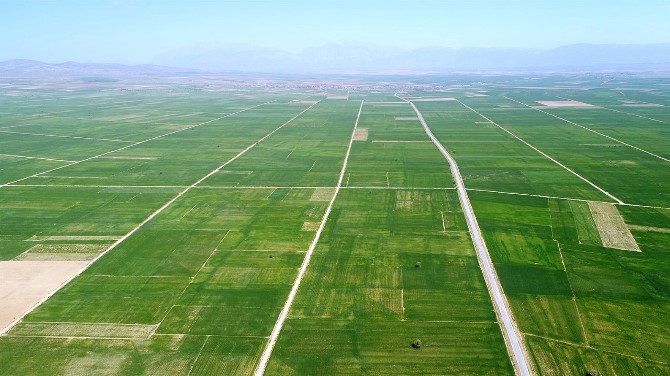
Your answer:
585;370;599;376
415;261;422;268
412;339;422;349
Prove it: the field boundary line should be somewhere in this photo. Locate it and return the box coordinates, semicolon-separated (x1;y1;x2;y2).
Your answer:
466;188;670;210
0;130;133;143
0;101;320;337
454;98;623;204
0;153;76;163
0;100;274;188
554;95;670;126
400;94;535;376
187;335;210;376
254;100;364;375
551;237;589;345
522;332;670;367
505;96;669;162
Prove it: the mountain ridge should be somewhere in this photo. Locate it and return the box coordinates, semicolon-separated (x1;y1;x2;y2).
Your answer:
2;43;670;76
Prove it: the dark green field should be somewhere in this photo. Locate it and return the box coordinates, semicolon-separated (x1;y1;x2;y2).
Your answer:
0;74;668;375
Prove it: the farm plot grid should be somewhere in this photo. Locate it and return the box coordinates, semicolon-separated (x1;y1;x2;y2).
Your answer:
1;76;669;375
409;79;670;375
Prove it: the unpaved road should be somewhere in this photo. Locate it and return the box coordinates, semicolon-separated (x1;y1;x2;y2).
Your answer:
254;100;365;375
402;96;534;376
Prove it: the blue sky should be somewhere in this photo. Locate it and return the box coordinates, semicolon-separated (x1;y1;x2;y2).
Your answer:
2;0;669;63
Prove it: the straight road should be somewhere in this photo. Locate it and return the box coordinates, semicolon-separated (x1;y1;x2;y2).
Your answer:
400;96;534;376
254;100;365;375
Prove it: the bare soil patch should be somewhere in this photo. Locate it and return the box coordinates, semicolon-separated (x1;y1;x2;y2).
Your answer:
0;261;90;334
21;244;107;254
292;100;320;104
95;114;145;122
352;128;368;141
588;202;640;251
621;103;664;107
65;354;127;376
310;188;335;202
628;225;670;234
536;100;595;108
27;235;119;241
11;322;156;338
301;222;320;231
412;97;457;102
100;156;158;160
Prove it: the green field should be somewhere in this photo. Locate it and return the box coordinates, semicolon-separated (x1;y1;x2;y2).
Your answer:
1;75;669;375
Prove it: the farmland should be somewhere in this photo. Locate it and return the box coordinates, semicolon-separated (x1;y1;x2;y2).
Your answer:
0;74;669;375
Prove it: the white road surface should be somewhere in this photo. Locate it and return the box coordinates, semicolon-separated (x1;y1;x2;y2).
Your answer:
401;96;534;376
254;100;365;375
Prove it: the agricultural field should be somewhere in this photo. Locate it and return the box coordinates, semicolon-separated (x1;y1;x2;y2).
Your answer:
0;74;669;375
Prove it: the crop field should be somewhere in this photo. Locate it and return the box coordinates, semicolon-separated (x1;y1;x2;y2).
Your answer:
0;75;668;375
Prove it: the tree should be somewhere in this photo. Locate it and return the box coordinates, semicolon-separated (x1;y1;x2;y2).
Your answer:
412;339;422;349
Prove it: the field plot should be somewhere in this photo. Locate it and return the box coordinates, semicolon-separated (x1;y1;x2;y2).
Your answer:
458;96;670;206
1;75;669;375
344;103;454;188
202;100;360;187
469;191;670;375
413;101;611;201
266;188;513;375
0;84;365;374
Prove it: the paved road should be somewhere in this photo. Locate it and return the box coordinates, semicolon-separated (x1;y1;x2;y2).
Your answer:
254;100;365;375
404;98;534;376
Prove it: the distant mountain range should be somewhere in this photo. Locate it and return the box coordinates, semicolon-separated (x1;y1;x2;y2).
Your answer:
0;59;199;78
2;43;670;76
153;42;670;73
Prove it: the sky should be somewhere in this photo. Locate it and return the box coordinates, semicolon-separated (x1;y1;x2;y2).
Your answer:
2;0;669;64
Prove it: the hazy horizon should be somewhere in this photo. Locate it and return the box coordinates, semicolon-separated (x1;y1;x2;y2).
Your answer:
2;0;670;65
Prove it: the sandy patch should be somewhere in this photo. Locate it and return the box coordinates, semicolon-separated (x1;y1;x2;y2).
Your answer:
588;202;640;251
27;235;119;241
372;140;431;143
15;253;98;261
301;222;320;231
310;188;335;202
412;97;457;102
395;191;428;210
292;100;320;104
352;128;368;142
536;100;595;108
627;225;670;234
394;117;417;121
65;354;127;376
579;144;622;147
100;156;158;160
621;103;664;107
218;170;253;175
0;261;90;334
363;288;402;315
12;322;155;338
95;114;145;122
